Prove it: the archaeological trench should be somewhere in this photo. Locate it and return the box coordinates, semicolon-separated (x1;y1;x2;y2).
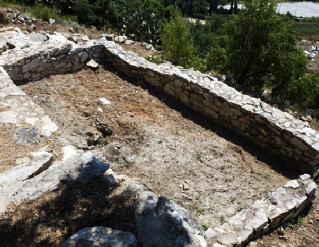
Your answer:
0;24;318;246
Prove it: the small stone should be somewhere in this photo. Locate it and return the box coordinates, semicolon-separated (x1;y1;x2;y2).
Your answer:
49;18;55;24
117;36;127;43
86;59;99;69
101;34;114;41
248;242;258;247
123;155;134;164
277;226;285;235
99;98;111;105
183;183;189;190
299;174;311;180
299;115;312;122
125;40;135;45
82;35;89;41
69;27;74;33
113;146;120;155
284;180;299;188
305;182;317;197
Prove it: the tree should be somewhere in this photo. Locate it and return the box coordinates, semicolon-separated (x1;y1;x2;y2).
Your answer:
160;10;194;68
207;0;319;106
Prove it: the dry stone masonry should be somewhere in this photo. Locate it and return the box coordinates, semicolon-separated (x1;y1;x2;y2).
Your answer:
207;174;317;246
0;26;318;246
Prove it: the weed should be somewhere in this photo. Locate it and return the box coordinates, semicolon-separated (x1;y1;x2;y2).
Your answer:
104;137;109;144
221;164;226;169
196;151;204;162
265;174;271;180
196;196;200;200
202;224;210;231
175;129;179;135
197;208;205;215
158;140;163;144
230;196;236;202
149;97;153;102
74;122;78;126
219;216;227;224
157;181;160;185
295;215;304;225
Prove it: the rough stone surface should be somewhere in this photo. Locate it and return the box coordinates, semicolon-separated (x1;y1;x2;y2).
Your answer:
12;126;39;144
208;176;316;246
86;59;99;68
27;33;48;42
136;191;206;247
60;226;137;247
0;151;110;214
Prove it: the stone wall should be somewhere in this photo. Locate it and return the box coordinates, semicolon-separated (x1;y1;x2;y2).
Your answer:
1;30;319;172
207;174;317;246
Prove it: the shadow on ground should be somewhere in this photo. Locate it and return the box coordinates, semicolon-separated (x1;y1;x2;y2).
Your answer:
0;176;137;246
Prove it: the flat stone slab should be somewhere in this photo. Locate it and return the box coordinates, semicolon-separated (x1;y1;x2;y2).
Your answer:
136;191;206;247
12;126;39;144
60;226;138;247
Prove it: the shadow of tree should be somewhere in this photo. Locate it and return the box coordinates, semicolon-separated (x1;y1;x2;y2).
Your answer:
0;173;138;246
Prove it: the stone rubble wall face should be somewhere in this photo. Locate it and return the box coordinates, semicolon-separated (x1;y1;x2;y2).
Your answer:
1;39;319;172
208;174;317;246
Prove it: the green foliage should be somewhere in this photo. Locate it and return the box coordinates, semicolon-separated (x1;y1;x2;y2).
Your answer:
25;1;59;21
294;22;319;42
73;0;118;29
197;208;205;215
219;215;227;224
207;0;319;107
161;10;194;67
202;223;210;231
120;0;169;44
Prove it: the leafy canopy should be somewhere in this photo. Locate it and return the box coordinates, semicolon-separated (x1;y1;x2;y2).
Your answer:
160;10;194;68
208;0;319;106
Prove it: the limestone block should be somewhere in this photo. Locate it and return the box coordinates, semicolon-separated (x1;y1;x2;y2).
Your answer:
80;52;88;62
61;226;137;247
22;57;40;73
136;191;206;247
145;75;162;87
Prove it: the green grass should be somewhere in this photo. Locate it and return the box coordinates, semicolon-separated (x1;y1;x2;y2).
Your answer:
202;223;210;231
197;208;205;215
0;1;77;24
294;22;319;42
